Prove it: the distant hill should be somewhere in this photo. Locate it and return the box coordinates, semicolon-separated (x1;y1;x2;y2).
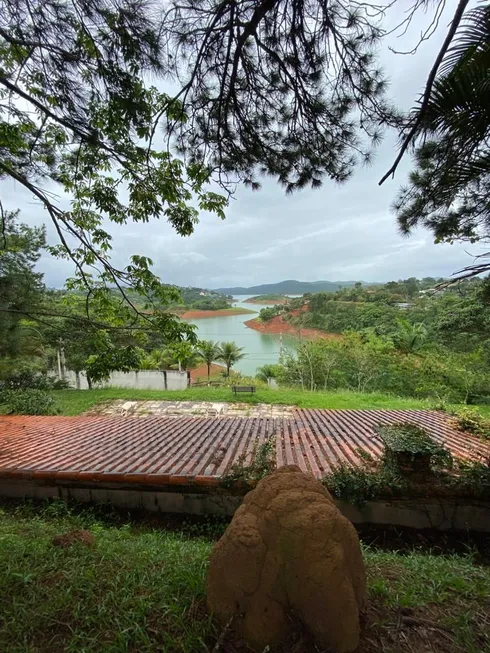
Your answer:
214;279;362;295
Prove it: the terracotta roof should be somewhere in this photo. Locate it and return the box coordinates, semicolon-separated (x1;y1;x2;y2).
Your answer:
0;410;487;488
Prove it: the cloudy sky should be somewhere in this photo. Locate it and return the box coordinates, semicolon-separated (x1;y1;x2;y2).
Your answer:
4;2;485;290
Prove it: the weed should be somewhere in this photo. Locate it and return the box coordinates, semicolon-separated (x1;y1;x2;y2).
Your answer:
451;407;490;440
453;459;490;497
376;422;453;471
356;447;374;462
221;436;276;487
324;422;456;505
324;463;405;506
180;515;228;539
1;501;490;652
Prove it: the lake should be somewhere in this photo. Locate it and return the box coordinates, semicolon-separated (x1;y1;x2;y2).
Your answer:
188;295;297;376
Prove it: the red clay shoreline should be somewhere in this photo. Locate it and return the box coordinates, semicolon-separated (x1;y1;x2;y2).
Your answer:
244;315;341;340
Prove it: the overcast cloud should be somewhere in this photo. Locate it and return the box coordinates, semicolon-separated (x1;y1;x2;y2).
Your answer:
3;2;485;290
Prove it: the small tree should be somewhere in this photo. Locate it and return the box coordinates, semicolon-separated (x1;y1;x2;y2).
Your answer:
85;346;143;387
255;364;281;383
165;341;200;372
393;320;428;355
217;341;245;377
196;340;220;381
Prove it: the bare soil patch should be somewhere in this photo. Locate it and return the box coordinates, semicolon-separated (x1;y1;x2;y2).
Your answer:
244;314;342;340
189;363;226;381
52;530;95;549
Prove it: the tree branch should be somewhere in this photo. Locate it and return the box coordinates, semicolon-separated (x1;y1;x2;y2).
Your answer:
379;0;470;185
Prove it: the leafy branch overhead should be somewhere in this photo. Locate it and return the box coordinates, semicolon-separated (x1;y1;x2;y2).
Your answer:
0;0;227;325
1;0;488;321
392;4;490;277
162;0;396;193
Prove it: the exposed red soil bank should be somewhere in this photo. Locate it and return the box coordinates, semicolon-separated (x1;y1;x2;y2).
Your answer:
179;308;255;319
189;363;226;381
244;314;341;341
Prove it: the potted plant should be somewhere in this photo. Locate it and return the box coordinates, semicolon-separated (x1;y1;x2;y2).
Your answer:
375;422;453;475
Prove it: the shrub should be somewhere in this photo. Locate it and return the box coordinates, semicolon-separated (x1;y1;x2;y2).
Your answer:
1;389;57;415
221;436;276;487
455;459;490;496
451;408;490;441
0;369;69;391
324;464;404;506
376;422;453;471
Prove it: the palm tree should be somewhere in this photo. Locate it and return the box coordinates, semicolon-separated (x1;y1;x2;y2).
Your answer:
166;341;200;372
196;340;220;381
217;341;245;377
141;349;170;370
141;343;200;372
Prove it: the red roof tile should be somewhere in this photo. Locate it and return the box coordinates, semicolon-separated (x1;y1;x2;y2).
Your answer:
0;411;488;487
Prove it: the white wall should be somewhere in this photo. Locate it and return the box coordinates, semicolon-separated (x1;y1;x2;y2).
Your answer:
64;370;189;391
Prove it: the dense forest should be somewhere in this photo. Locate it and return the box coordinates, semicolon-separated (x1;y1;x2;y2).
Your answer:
257;278;490;404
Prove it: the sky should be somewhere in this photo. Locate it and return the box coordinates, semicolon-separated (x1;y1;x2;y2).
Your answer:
4;1;485;290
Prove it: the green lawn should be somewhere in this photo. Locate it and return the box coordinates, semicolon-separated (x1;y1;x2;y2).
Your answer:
49;386;490;417
50;386;442;416
0;501;489;652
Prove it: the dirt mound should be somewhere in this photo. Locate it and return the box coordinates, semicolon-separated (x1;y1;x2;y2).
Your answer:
52;530;95;549
207;465;365;652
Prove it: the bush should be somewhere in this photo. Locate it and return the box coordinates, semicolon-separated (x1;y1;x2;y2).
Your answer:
455;459;490;496
0;369;69;391
376;422;453;471
1;389;57;415
324;464;404;506
451;407;490;440
221;437;276;487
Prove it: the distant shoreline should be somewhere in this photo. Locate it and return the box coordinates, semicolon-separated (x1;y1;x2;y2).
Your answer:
179;307;256;319
244;316;341;341
243;296;290;305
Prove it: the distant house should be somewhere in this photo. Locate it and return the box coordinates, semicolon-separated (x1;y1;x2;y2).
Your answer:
394;302;412;309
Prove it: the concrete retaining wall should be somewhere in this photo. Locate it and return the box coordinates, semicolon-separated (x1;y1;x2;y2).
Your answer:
1;479;489;531
64;369;189;391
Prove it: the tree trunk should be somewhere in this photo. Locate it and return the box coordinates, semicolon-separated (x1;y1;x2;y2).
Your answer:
75;371;81;390
87;374;92;390
207;363;211;381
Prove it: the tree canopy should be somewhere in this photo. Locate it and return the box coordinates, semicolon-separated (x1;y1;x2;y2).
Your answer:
0;0;226;329
162;0;396;193
390;3;490;277
0;211;45;358
1;0;487;319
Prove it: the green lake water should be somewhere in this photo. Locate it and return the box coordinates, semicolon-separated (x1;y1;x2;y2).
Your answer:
188;296;297;376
